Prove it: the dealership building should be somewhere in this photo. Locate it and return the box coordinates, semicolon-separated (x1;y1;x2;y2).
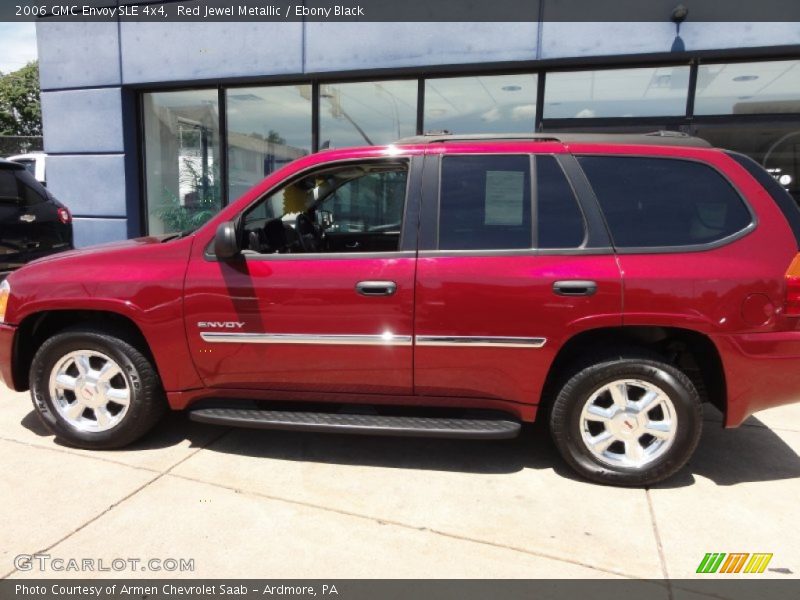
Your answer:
35;11;800;246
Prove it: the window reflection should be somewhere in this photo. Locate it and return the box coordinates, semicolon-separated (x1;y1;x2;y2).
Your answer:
142;90;221;235
694;123;800;205
226;85;312;201
544;66;690;119
424;74;537;134
695;60;800;116
319;80;417;149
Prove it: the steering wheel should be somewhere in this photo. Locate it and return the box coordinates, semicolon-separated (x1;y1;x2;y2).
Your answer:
296;213;321;252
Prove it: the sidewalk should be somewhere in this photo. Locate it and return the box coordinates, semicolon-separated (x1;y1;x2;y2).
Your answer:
1;385;798;581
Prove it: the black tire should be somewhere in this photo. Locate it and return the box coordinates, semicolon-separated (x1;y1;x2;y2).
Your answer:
29;326;166;449
549;349;702;487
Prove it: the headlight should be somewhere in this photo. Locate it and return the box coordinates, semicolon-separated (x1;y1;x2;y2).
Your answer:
0;280;10;323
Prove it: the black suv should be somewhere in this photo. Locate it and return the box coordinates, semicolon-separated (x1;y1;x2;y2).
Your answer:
0;159;73;274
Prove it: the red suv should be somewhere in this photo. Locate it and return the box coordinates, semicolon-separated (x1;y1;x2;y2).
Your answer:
2;132;800;486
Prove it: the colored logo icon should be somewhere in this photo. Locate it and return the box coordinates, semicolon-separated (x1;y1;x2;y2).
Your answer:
697;553;773;574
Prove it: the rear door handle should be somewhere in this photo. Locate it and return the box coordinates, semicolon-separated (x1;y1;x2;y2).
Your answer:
553;280;598;297
355;280;397;297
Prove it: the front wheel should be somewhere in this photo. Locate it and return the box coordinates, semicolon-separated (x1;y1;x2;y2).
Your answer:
549;352;702;486
30;327;166;449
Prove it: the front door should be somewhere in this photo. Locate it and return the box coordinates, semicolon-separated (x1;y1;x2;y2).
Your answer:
413;149;624;406
184;156;420;395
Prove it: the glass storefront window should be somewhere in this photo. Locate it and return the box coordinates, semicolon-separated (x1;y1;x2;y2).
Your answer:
143;90;221;235
226;85;312;201
693;122;800;206
544;66;690;119
424;74;538;134
319;80;417;149
694;60;800;116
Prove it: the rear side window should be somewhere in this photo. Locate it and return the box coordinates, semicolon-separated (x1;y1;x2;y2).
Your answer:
579;156;752;249
0;170;18;201
536;155;585;248
439;155;532;250
16;170;46;206
14;160;36;177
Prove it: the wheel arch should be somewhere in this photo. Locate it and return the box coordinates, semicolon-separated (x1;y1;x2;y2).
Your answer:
540;325;726;420
12;309;158;392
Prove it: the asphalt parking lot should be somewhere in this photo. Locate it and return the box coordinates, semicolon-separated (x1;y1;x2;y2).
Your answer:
1;383;799;582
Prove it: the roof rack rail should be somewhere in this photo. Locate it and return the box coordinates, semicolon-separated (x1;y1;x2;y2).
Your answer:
394;131;711;148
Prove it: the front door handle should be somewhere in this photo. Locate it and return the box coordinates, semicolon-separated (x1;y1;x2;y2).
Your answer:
553;280;598;297
356;280;397;297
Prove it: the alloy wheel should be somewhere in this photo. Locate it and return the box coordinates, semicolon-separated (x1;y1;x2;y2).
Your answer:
48;350;131;432
579;378;677;468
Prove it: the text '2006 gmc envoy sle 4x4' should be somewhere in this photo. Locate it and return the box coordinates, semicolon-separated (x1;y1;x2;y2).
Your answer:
1;132;800;486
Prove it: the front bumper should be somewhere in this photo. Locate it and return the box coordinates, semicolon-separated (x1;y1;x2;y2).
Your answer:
0;323;16;389
714;331;800;427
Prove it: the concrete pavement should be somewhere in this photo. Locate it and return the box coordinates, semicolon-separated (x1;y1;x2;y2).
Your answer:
1;385;799;581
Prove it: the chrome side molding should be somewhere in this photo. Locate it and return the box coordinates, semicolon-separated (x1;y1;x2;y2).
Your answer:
200;332;413;346
201;332;546;348
414;336;546;348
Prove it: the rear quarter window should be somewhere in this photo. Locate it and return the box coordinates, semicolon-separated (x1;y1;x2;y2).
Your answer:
578;156;753;249
0;170;18;201
16;170;47;206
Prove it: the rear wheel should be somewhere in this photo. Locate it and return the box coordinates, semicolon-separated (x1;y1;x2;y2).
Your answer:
549;351;702;486
30;327;166;449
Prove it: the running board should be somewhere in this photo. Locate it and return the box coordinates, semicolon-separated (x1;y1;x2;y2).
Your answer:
188;407;521;440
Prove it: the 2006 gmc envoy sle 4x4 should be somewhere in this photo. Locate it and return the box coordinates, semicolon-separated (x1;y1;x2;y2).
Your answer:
1;132;800;486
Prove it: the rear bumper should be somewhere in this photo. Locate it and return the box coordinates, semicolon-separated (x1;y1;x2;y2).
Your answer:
714;331;800;427
0;323;16;390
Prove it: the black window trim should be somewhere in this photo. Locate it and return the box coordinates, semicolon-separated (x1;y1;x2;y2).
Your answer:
203;154;421;262
574;153;758;255
538;154;590;251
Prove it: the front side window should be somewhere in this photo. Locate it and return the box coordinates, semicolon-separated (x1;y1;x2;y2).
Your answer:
242;161;408;255
579;156;752;248
438;155;532;251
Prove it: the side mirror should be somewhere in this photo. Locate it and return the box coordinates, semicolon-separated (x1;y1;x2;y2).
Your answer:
214;221;241;259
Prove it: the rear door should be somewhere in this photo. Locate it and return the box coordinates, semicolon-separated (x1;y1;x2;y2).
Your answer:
413;147;623;407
